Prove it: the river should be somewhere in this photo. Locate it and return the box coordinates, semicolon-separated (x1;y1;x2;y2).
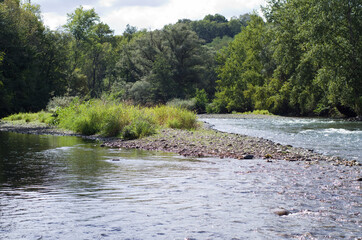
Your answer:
0;118;361;239
200;116;362;161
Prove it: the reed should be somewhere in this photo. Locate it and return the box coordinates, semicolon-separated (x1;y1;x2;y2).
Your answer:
55;100;198;137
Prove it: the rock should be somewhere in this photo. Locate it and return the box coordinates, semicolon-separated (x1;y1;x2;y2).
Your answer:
100;144;105;147
244;154;254;159
274;209;290;216
357;178;362;181
112;159;120;161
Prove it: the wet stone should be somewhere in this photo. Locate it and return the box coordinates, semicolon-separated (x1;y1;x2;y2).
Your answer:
274;209;290;216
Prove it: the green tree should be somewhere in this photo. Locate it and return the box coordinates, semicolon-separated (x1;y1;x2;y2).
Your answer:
117;23;215;104
264;0;362;116
0;0;67;116
213;15;270;112
64;6;116;97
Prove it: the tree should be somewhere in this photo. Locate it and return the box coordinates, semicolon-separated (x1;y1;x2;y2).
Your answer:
0;0;67;116
116;23;216;104
213;15;270;112
264;0;362;116
64;6;117;97
212;0;361;116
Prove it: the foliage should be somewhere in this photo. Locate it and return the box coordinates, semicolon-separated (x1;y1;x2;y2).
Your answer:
54;100;198;137
46;96;78;112
121;118;156;140
181;13;250;43
1;0;360;118
2;111;55;124
207;36;233;51
166;98;196;111
116;23;217;105
0;0;69;117
194;89;209;113
212;0;361;117
212;14;270;113
64;6;118;98
236;110;273;115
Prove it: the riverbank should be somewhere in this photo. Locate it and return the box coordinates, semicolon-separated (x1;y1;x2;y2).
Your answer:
105;127;358;166
1;117;359;167
0;121;114;141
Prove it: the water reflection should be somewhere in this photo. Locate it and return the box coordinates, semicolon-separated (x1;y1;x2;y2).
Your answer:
0;132;361;239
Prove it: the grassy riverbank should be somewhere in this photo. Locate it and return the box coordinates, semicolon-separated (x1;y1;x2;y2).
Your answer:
1;100;198;139
1;109;360;167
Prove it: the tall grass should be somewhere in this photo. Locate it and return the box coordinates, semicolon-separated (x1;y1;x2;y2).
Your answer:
2;111;55;124
2;100;199;138
232;110;273;115
55;100;198;138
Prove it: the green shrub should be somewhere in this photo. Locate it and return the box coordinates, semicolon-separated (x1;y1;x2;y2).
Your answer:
241;110;273;115
166;118;182;129
151;105;198;130
101;109;129;137
46;96;78;112
194;89;209;113
121;118;156;140
2;111;54;124
3;99;198;139
166;98;196;111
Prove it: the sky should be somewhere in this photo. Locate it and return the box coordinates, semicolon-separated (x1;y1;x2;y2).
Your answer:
31;0;267;35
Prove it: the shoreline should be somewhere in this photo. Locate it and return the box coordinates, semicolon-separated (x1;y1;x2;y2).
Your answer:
0;118;359;167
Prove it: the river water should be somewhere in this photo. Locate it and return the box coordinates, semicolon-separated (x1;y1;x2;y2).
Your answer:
0;126;361;239
200;116;362;161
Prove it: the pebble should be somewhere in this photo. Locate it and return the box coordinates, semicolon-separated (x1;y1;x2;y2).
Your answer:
244;154;254;159
274;209;290;216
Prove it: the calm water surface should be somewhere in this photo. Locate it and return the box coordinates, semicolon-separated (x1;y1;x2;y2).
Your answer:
0;131;361;239
200;117;362;161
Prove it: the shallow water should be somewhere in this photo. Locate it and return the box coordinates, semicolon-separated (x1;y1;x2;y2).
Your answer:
200;117;362;161
0;131;361;239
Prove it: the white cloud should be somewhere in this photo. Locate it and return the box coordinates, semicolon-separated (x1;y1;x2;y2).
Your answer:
104;0;266;34
38;0;266;34
82;5;95;10
98;0;117;7
42;12;67;30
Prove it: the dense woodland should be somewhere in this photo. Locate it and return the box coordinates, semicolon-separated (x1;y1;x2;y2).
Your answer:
0;0;361;118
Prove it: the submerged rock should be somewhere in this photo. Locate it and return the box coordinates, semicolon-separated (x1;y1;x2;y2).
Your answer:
273;209;290;216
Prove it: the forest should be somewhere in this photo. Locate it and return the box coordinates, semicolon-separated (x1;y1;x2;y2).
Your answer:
0;0;361;118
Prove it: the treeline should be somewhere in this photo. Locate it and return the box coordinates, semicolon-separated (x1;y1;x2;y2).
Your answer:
212;0;361;117
1;0;361;118
0;0;247;117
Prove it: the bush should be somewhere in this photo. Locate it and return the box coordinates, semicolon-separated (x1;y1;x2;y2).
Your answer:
121;118;156;140
3;99;199;139
194;89;209;113
101;108;130;137
166;98;196;111
2;111;55;124
152;105;198;130
46;96;78;112
241;110;273;115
